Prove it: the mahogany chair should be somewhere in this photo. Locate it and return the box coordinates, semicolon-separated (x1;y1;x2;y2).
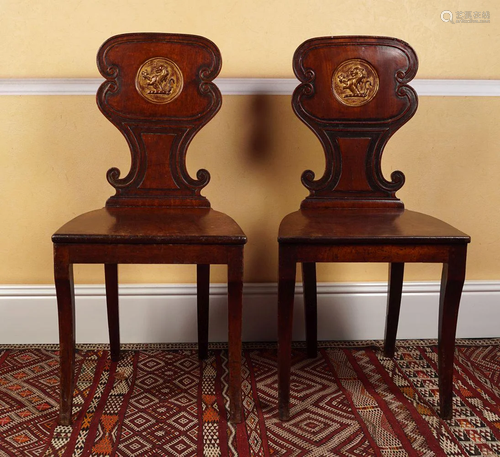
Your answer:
277;36;470;421
52;33;246;425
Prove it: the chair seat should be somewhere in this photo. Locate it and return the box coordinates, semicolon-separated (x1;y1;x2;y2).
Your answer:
52;207;246;245
279;209;470;245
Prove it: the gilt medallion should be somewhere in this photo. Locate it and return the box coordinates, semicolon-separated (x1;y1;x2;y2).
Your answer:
332;59;379;107
136;57;184;104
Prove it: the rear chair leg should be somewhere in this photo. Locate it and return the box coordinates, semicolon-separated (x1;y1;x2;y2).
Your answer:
302;262;317;358
105;264;120;362
278;247;296;421
197;264;210;360
384;262;404;358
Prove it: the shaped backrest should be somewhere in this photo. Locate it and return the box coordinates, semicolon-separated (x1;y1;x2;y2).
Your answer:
293;36;418;209
97;33;222;208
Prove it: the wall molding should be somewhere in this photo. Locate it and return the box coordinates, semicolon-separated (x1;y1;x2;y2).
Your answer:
0;78;499;97
1;281;499;344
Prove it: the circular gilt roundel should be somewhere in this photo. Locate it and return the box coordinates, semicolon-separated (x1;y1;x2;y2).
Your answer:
332;59;379;107
135;57;184;104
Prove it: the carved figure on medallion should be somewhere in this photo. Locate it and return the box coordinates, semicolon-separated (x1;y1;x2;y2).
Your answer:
136;57;184;104
332;59;379;107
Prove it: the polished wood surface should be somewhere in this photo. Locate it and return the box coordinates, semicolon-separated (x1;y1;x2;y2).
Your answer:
279;209;470;244
53;207;246;244
278;36;470;422
53;33;246;425
292;36;418;209
97;33;222;208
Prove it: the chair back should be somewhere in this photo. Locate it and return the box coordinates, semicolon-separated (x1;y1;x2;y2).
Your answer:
97;33;222;208
292;36;418;209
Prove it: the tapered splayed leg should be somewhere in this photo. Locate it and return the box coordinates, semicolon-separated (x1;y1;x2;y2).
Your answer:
105;264;120;362
54;247;76;426
197;264;210;360
384;262;404;358
438;246;467;420
278;246;296;421
227;248;243;423
302;262;317;358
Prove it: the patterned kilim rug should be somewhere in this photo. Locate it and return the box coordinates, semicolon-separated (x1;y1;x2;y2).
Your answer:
0;340;499;456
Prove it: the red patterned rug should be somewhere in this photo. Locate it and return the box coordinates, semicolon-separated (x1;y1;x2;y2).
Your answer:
0;339;499;456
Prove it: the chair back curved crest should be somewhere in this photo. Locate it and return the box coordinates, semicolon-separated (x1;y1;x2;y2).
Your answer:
97;33;222;208
292;36;418;209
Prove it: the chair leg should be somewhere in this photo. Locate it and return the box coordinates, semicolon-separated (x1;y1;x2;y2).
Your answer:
384;262;404;357
105;264;120;362
227;248;243;423
197;264;210;360
438;246;467;420
54;249;75;426
302;262;317;358
278;246;296;421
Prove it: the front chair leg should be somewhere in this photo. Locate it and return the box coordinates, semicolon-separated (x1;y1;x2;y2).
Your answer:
105;264;120;362
278;246;296;421
438;246;467;420
197;264;210;360
384;262;404;357
54;248;76;426
227;248;243;423
302;262;317;358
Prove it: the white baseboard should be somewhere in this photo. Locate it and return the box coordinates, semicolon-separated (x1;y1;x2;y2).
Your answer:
0;281;499;344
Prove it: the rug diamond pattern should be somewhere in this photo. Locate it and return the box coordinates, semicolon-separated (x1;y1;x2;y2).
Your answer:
0;340;499;456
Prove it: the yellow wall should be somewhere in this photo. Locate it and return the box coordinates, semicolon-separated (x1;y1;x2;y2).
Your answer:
0;1;499;284
1;1;499;79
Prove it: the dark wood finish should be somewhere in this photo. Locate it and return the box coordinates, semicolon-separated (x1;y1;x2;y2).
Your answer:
53;33;246;425
278;36;470;421
54;253;75;426
52;207;246;245
197;264;210;360
302;262;317;358
277;247;296;422
438;245;467;419
104;264;120;362
292;36;418;210
384;262;404;358
227;247;244;423
97;33;222;209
